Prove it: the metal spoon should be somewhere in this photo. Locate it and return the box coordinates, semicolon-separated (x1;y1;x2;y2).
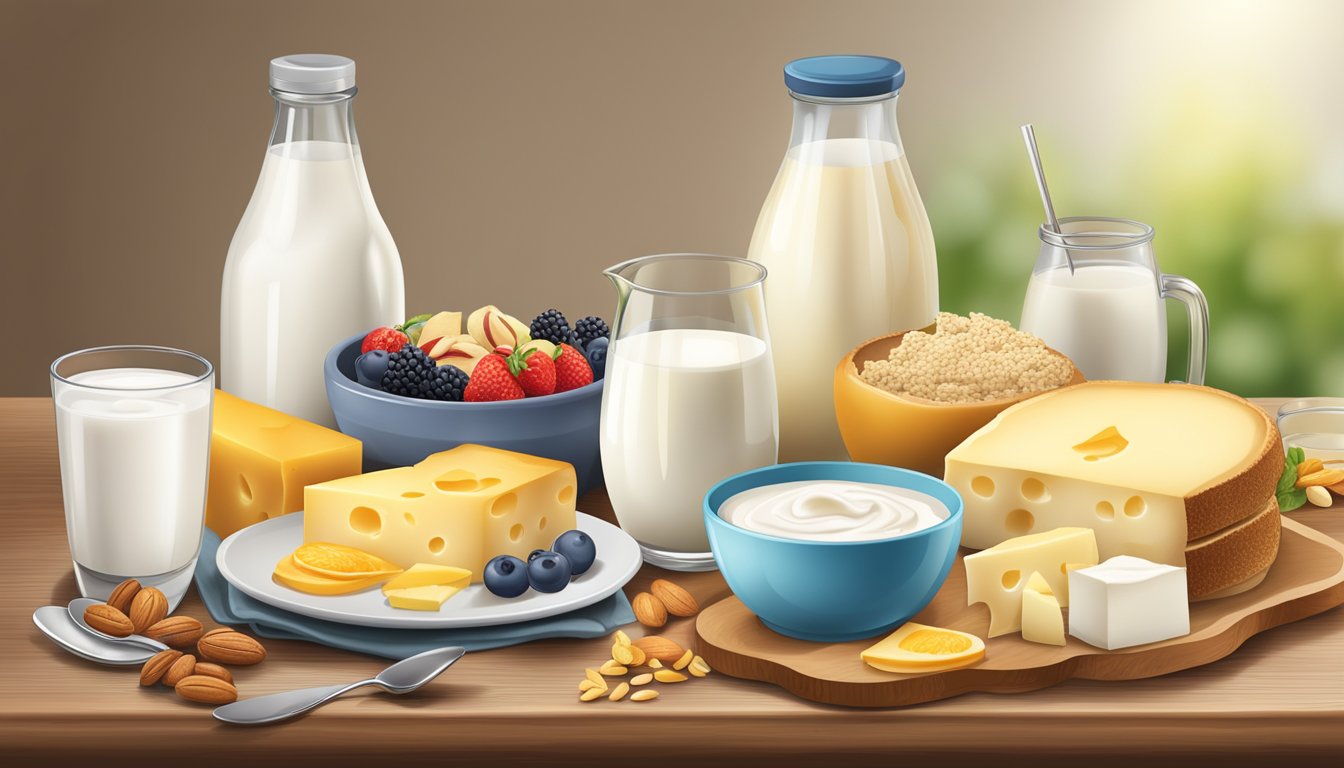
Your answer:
213;646;467;725
32;606;156;666
67;597;169;653
1021;123;1076;274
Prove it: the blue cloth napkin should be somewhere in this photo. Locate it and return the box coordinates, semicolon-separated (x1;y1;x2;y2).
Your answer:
194;530;635;659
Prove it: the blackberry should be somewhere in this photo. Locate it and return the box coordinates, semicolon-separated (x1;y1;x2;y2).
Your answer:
574;316;610;348
529;308;580;348
380;345;469;401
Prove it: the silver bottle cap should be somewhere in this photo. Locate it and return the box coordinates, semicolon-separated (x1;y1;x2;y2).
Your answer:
269;54;356;94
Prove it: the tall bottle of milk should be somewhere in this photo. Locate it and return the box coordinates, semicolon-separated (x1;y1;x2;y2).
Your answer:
748;55;937;462
222;54;404;427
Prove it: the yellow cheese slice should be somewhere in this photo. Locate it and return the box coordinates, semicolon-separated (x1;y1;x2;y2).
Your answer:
291;542;403;580
861;622;986;674
385;583;465;611
272;555;392;595
382;563;473;594
963;527;1098;637
1020;570;1065;646
304;444;578;583
206;391;362;539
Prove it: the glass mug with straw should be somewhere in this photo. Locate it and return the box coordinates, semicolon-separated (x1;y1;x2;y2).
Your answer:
1020;217;1208;384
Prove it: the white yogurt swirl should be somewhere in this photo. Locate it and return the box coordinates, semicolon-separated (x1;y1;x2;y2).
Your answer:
718;480;949;542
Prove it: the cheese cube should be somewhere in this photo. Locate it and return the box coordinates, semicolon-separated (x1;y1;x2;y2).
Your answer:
206;391;362;538
385;584;464;611
303;444;578;583
963;527;1098;637
1020;571;1065;646
1067;555;1190;650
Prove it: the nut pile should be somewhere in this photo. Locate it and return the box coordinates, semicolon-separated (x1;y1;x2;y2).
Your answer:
860;312;1074;404
577;631;711;703
84;578;267;705
631;578;701;628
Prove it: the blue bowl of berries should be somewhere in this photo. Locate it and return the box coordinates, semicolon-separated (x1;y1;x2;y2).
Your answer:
324;307;610;494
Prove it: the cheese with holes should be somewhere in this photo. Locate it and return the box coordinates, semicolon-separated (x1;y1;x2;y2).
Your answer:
1020;571;1065;646
945;381;1281;598
964;527;1098;637
206;391;362;538
1068;555;1189;650
303;444;577;583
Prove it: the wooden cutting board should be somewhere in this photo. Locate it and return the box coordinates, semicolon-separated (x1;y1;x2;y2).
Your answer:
695;516;1344;707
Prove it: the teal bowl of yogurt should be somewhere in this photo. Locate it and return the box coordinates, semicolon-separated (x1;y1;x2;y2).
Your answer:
704;461;963;642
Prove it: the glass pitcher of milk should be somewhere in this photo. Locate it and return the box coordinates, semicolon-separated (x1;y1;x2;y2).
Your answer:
748;55;938;462
222;54;404;427
599;254;779;571
1020;217;1208;384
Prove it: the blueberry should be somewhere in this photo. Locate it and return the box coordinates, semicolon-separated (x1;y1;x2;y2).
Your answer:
552;529;596;575
527;548;548;562
527;551;572;593
355;349;391;389
483;555;529;598
584;337;609;381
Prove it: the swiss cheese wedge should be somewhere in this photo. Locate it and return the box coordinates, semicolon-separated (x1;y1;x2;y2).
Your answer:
945;381;1282;600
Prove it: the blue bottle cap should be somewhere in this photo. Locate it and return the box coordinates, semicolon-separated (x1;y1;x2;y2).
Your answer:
783;55;905;99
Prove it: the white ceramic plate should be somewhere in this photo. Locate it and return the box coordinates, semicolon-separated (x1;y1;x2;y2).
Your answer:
216;511;641;629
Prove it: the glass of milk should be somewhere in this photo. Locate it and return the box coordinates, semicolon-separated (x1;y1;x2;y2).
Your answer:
51;346;214;610
1020;217;1208;384
599;254;779;571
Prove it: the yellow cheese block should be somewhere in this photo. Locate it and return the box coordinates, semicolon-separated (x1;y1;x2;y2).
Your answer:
963;527;1099;637
272;555;393;595
945;382;1280;565
385;583;465;611
382;564;472;593
304;444;578;583
1020;571;1065;646
206;391;362;539
861;622;986;674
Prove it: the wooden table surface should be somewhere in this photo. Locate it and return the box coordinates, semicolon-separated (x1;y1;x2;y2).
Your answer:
2;396;1341;767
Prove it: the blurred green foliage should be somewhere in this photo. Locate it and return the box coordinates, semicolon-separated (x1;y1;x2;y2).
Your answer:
922;115;1344;398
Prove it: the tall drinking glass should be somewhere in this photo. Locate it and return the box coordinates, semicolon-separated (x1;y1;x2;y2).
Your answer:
600;254;779;571
51;346;214;610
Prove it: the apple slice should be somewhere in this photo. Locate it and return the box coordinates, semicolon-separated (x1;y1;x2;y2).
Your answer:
423;334;489;375
467;305;530;350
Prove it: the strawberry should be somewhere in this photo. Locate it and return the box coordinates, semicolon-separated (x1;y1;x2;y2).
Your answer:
553;343;594;393
463;353;525;402
361;326;408;354
506;344;556;397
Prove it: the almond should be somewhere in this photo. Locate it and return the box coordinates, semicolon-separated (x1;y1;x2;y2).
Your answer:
1297;457;1326;479
632;592;667;628
197;630;267;665
175;675;238;705
107;579;142;615
193;662;233;683
144;616;203;649
162;654;197;687
128;587;169;634
632;635;684;663
650;579;700;617
84;603;134;637
1306;485;1333;508
139;649;183;686
201;627;232;639
1297;468;1344;489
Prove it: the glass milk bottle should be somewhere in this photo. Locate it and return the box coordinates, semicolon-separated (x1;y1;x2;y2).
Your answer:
222;54;404;427
748;55;938;462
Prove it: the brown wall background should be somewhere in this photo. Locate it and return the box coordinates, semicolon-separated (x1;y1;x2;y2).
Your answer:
4;0;1343;395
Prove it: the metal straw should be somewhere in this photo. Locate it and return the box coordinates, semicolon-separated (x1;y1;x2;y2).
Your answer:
1021;124;1075;274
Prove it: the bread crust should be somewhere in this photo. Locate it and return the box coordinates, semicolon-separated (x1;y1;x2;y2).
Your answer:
1179;384;1283;540
1185;496;1281;600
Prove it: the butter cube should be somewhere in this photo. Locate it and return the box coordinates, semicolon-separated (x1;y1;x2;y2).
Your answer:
1067;555;1190;650
303;444;578;582
1020;571;1065;646
385;584;464;611
206;391;362;538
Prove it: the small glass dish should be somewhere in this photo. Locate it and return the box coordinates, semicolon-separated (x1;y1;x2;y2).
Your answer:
1277;398;1344;463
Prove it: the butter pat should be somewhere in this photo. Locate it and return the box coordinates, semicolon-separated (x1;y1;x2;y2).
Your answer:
304;444;577;582
206;391;362;539
963;527;1098;637
1067;555;1190;650
385;584;464;611
1020;571;1065;646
